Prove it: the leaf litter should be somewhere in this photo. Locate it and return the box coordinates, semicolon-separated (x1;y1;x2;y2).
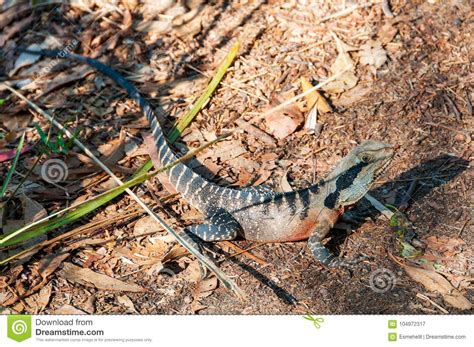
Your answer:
0;0;472;314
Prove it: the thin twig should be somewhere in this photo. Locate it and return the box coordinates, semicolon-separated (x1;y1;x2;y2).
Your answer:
416;293;449;314
317;1;380;24
381;0;394;18
249;67;351;124
457;219;470;237
220;241;267;265
365;193;393;219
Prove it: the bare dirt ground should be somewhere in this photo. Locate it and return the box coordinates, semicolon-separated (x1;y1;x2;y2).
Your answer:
0;1;472;315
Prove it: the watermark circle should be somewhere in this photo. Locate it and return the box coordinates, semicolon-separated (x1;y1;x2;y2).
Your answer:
369;268;396;293
12;320;28;335
40;159;68;184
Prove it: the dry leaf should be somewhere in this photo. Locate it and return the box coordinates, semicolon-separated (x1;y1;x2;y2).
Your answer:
37;252;70;279
304;106;323;135
335;85;371;107
378;23;398;44
98;129;126;165
58;262;146;293
199;139;247;162
301;76;332;113
117;295;138;313
40;65;94;96
35;284;52;312
21;195;47;224
322;33;358;93
133;215;164;236
9;43;43;76
424;236;465;255
136;20;172;34
162;245;188;263
0;15;33;47
279;171;293;192
265;94;303;140
24;284;52;314
181;261;202;283
53;304;87;315
404;265;472;310
360;40;388;72
194;276;218;301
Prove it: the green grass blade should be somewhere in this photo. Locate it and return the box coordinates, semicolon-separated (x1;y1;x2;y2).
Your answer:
0;132;25;199
167;40;240;143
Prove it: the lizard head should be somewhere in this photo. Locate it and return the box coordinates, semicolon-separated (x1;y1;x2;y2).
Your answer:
323;140;395;208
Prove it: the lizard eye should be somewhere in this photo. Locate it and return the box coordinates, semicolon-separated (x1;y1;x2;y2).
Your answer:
360;153;372;163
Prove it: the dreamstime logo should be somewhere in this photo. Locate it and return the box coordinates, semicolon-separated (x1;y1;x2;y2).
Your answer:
7;315;32;342
12;320;28;335
369;268;396;293
40;158;68;183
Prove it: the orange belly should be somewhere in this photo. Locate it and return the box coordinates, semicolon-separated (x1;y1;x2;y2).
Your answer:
279;207;344;242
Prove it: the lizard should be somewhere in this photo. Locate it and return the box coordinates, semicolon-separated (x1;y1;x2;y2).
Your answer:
18;48;395;269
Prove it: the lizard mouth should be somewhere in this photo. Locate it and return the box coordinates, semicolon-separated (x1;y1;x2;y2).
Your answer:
374;148;395;179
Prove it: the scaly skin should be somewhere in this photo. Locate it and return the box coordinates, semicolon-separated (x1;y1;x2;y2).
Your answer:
21;49;394;268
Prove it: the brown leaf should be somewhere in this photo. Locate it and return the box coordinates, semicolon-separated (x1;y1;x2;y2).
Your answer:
36;285;52;312
21;195;47;225
53;304;87;315
200;139;247;162
235;119;276;146
378;23;398;44
24;283;52;314
37;252;70;279
58;262;146;293
199;276;218;293
98;129;126;166
0;15;33;47
133;215;165;236
192;275;218;307
265;95;303;140
40;65;94;96
301;77;332;113
181;261;202;283
162;245;188;263
323;33;358;94
117;295;138;313
404;265;472;310
360;40;388;71
335;86;371;107
424;236;465;255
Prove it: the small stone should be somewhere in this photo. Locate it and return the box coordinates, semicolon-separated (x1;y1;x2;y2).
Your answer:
454;133;466;142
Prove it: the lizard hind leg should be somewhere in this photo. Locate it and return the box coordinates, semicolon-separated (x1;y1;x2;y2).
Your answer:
185;208;241;242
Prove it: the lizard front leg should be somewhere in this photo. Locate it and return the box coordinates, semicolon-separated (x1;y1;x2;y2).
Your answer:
307;210;366;268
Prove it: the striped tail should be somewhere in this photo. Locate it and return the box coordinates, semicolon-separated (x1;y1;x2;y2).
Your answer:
18;48;245;297
19;49;217;210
